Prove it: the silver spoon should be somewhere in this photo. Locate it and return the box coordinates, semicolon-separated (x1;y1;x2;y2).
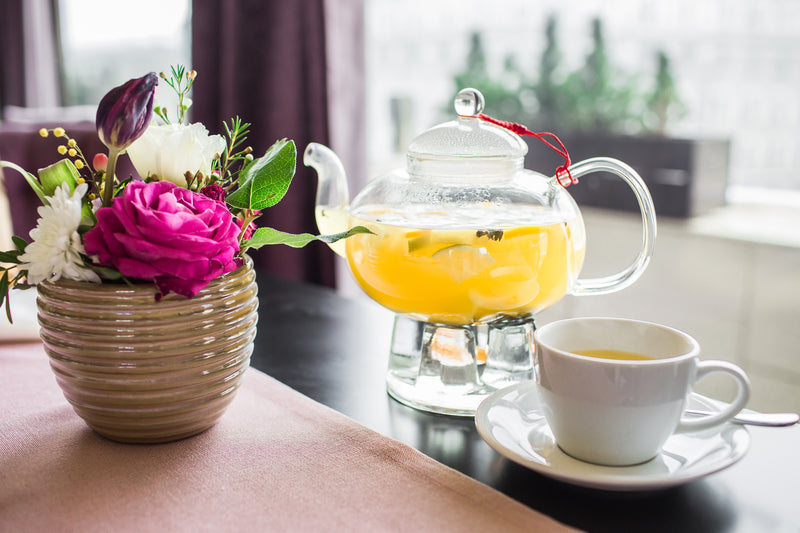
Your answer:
685;409;799;427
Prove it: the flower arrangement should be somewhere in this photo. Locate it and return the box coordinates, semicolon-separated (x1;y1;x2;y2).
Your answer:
0;66;365;321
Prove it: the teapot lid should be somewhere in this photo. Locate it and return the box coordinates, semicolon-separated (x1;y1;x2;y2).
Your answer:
406;88;528;179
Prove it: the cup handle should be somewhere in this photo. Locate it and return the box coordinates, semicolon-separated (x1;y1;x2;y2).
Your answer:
568;157;657;296
677;360;751;432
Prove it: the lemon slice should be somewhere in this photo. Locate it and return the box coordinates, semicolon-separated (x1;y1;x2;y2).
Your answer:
468;265;540;311
433;244;495;284
405;229;432;253
503;226;545;240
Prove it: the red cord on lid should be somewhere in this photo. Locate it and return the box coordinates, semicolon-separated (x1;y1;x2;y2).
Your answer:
477;113;576;187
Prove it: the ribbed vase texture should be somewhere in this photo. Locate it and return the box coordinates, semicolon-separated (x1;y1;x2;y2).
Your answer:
37;261;258;443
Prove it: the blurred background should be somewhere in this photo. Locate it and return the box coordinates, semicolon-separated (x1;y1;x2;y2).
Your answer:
367;0;800;197
1;0;798;411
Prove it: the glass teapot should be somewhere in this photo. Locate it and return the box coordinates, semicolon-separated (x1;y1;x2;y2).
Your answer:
305;88;656;416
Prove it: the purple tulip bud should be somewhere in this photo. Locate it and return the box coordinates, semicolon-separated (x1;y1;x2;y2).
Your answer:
96;72;158;152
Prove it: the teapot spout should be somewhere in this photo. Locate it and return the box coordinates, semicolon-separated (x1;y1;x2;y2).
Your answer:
304;142;350;213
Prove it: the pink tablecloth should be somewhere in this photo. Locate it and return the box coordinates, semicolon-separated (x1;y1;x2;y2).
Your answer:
0;343;576;532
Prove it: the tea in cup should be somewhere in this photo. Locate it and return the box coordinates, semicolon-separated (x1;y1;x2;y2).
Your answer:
533;317;750;466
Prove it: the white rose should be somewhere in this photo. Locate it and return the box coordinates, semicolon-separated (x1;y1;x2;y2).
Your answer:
126;123;226;187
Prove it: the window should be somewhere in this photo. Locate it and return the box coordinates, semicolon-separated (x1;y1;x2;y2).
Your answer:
57;0;191;109
365;0;800;197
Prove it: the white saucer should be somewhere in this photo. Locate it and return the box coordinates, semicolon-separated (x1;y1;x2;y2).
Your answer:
475;382;750;491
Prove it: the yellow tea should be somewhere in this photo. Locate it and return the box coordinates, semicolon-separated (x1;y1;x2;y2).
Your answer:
315;206;351;257
572;349;654;361
336;206;585;325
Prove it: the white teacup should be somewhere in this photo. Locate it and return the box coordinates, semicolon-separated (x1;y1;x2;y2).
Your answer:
533;317;750;466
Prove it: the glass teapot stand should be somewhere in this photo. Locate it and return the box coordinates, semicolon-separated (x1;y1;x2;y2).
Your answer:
386;314;536;416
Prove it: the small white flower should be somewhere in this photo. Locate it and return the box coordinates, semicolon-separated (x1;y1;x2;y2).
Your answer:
19;182;100;284
126;123;226;187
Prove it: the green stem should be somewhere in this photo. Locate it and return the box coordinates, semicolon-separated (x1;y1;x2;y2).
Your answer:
177;92;185;124
102;149;120;207
237;210;259;244
221;134;236;178
223;176;239;192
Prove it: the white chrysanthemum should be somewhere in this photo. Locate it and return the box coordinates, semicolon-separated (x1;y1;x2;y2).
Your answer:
19;182;101;284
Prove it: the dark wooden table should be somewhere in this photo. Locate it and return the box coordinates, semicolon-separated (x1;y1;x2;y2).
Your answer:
251;273;800;533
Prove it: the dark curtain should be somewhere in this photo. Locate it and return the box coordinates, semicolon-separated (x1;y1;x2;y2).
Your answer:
0;0;25;110
192;0;335;287
0;0;65;241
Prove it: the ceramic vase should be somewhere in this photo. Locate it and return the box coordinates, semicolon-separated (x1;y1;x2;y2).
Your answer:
36;259;258;443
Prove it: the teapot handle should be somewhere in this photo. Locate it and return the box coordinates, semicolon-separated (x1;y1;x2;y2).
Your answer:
568;157;657;296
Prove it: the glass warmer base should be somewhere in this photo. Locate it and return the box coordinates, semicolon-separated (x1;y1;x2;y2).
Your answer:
386;314;536;417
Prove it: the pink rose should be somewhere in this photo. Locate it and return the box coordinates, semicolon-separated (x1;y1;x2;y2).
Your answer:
200;184;225;202
84;180;241;298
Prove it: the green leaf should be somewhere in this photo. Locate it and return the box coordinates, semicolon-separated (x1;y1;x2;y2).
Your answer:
11;236;27;252
0;250;22;264
224;117;251;154
38;159;79;196
0;270;11;323
89;265;125;280
245;226;373;250
316;226;375;243
0;161;47;204
226;139;296;211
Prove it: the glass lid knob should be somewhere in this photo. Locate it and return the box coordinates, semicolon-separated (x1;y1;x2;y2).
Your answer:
454;88;485;117
406;87;526;178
